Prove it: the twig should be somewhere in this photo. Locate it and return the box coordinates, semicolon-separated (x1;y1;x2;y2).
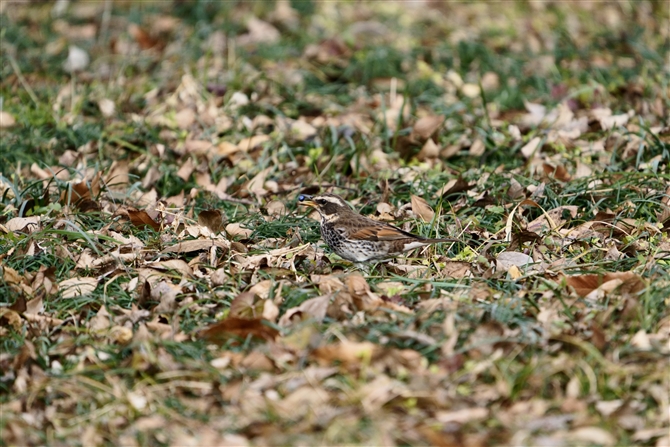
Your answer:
7;54;39;105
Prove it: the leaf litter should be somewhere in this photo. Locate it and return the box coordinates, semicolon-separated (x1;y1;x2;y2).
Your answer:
1;1;669;446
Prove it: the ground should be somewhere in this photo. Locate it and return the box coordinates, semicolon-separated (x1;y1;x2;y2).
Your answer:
1;1;669;446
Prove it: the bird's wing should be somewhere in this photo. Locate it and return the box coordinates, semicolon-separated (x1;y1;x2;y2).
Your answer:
350;223;420;241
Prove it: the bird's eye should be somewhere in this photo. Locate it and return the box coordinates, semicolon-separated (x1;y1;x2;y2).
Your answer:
316;199;326;205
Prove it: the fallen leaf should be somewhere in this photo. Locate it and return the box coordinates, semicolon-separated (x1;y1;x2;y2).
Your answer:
565;272;644;298
416;138;439;160
105;160;129;190
0;309;22;331
148;259;193;278
127;209;161;231
279;294;332;325
496;251;534;272
128;23;159;50
413;115;443;140
160;239;230;255
521;136;542;159
63;45;89;72
410;195;435;222
230;292;262;319
0;111;16;128
198;209;224;233
6;216;41;233
238;135;270;152
98;98;115;117
436;407;489;424
226;222;253;238
347;273;382;311
569;426;616;446
59;277;97;298
437;177;470;198
200;317;279;342
313;340;377;366
527;205;578;234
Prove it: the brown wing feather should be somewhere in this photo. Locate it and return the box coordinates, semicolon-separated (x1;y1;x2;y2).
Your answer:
350;223;424;241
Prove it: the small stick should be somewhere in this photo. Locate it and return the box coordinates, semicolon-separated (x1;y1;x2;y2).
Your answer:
7;54;39;105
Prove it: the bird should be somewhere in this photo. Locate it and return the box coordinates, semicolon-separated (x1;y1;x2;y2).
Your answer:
298;193;460;263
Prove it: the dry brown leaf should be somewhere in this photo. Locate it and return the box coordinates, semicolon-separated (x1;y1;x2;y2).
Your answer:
128;23;159;50
247;167;272;197
436;407;489;424
151;280;182;313
311;274;345;294
105;160;129;191
160;239;229;255
184;139;214;156
148;259;193;278
441;261;471;278
239;350;275;372
542;163;571;182
98;98;115;117
416;138;439;160
265;200;286;216
0;308;22;331
230;292;263;319
5;216;41;234
198;209;223;233
176;157;195;181
0;111;16;128
225;222;253;238
175;108;196;129
437;177;470;198
313;340;377;366
89;306;111;332
239;17;280;45
565;271;645;298
59;173;101;209
238;135;270;152
469;138;486;156
346;273;382;311
200;317;279;342
59;277;97;298
521;136;542;159
413;115;443;140
410;195;435;222
216;141;239;159
26;296;43;315
127;209;161;231
496;251;534;273
569;427;616;446
527;205;578;235
279;294;332;326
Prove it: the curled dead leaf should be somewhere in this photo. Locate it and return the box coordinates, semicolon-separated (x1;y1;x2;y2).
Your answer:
6;216;41;234
198;209;224;233
565;272;644;298
59;277;98;298
127;209;161;231
160;239;230;255
279;293;332;326
410;195;435;222
226;222;253;238
0;308;22;331
313;340;377;367
0;111;16;128
413;115;443;140
200;317;279;343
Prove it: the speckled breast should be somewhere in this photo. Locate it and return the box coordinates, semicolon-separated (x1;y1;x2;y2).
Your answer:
320;221;387;262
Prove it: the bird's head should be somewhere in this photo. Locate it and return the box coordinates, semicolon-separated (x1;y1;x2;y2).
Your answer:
298;193;352;220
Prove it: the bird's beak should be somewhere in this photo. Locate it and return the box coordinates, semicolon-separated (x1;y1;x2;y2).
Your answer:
298;194;317;208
